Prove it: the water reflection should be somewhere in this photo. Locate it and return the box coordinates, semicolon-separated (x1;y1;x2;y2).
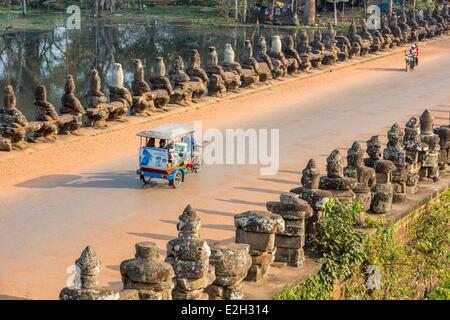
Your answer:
0;21;309;119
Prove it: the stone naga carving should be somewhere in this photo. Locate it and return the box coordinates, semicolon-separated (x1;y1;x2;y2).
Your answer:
131;59;157;116
60;75;86;135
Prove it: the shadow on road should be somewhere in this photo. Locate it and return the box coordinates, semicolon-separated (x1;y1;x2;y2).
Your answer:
0;294;30;300
15;171;140;189
259;177;298;185
215;198;266;207
234;186;283;195
197;208;236;217
357;67;406;72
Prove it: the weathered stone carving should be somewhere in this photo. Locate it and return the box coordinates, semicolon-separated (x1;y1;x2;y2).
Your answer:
206;242;252;300
360;18;383;52
282;35;302;72
371;160;396;214
419;109;441;182
290;159;332;246
298;30;321;69
131;59;157;116
206;47;240;95
222;43;258;88
348;20;371;55
242;40;271;83
186;49;210;96
256;36;284;79
433;5;448;33
380;15;396;48
34;85;73;140
150;57;172;110
60;75;85;135
403;117;426;194
234;210;284;281
416;9;433;38
108;63;132;121
266;193;312;267
311;30;328;62
365;135;383;168
426;7;444;36
59;246;120;300
389;14;405;45
319;149;357;202
434;121;450;173
408;10;427;41
344;142;376;215
269;35;297;75
169;56;201;105
322;23;340;64
85;68;110;128
0;85;29;151
120;242;174;300
398;10;413;43
166;205;215;300
383;123;408;203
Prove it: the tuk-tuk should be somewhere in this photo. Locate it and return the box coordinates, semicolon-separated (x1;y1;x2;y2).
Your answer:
136;124;200;188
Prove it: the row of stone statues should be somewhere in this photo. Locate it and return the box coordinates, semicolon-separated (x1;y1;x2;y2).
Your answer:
2;7;448;151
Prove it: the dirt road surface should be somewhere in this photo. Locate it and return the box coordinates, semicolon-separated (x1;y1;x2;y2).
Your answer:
0;39;449;299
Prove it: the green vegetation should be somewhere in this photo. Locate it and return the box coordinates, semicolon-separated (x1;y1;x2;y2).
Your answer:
275;190;450;300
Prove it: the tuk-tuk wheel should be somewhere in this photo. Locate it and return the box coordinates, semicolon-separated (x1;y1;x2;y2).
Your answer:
172;171;183;189
142;175;151;185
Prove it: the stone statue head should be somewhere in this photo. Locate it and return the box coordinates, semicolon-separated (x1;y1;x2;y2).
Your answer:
134;241;159;260
271;35;282;53
152;57;166;79
350;20;357;35
347;141;365;168
299;29;308;43
301;159;320;189
390;13;398;27
172;56;185;71
327;22;336;38
243;40;253;62
132;58;145;81
258;36;268;55
34;85;47;102
283;35;295;50
177;204;201;236
420;109;434;135
313;30;322;42
223;43;235;64
110;63;124;88
75;246;101;289
65;74;76;94
404;117;420;141
366;136;382;161
3;85;16;109
326;149;344;178
387;123;405;149
189;49;202;69
207;47;219;66
88;69;101;91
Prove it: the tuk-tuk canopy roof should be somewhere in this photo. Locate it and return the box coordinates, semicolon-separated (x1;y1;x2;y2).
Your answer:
137;124;196;140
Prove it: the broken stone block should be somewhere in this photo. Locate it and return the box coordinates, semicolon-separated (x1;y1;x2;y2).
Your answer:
234;210;285;234
371;183;393;214
59;246;120;300
274;248;305;267
275;235;304;249
235;228;275;251
0;137;12;151
419;110;441;182
120;242;174;300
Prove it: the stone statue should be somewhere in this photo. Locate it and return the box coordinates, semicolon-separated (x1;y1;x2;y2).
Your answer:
383;123;408;203
0;85;29;151
360;18;383;52
415;9;433;38
434;121;450;173
380;15;396;48
120;242;174;300
60;246;120;300
319;149;357;202
290;159;332;248
241;40;269;84
282;35;302;72
206;46;241;93
297;30;315;70
419;109;440;182
186;49;210;92
108;63;133;121
426;7;443;36
256;36;284;79
408;10;427;41
433;5;448;33
322;23;341;64
169;56;196;106
403;117;426;193
344;141;376;215
60;75;85;135
398;10;412;43
166;205;216;300
311;30;327;61
348;20;371;55
269;35;298;75
131;59;157;116
389;14;405;45
150;57;172;110
365;135;383;168
371;159;396;214
222;43;259;88
85;68;110;128
34;85;73;141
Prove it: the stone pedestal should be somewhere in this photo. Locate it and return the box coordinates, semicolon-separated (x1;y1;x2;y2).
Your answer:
371;160;396;214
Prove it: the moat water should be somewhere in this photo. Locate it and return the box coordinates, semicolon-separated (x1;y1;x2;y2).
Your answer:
0;20;314;119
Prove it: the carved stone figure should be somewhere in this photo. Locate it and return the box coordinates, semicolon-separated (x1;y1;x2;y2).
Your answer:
344;142;376;215
319;149;357;202
150;57;172;110
222;43;258;88
206;242;252;300
85;69;110;128
290;159;332;246
322;23;341;64
408;11;427;41
269;35;297;75
206;47;240;94
297;30;319;69
282;35;302;72
426;7;443;36
380;15;396;48
60;75;85;135
108;63;132;121
360;19;383;52
365;135;383;168
371;160;396;214
383;123;408;203
186;49;210;96
311;30;328;62
131;59;157;116
398;10;413;43
120;242;174;300
59;246;120;300
434;122;450;173
234;210;284;281
0;85;29;151
242;40;271;83
266;193;312;267
166;205;216;300
403;117;426;193
169;56;200;105
256;36;284;79
348;20;371;55
433;5;448;33
419;109;440;182
389;14;405;45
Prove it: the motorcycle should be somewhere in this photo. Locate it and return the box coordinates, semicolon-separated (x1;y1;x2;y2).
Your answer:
405;53;416;72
